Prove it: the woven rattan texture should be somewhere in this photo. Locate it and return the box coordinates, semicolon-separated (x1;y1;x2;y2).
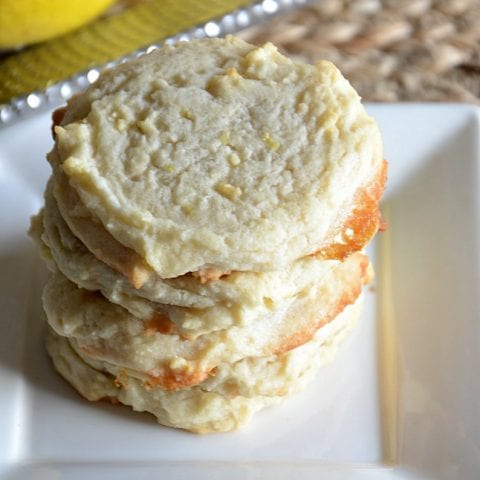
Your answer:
239;0;480;103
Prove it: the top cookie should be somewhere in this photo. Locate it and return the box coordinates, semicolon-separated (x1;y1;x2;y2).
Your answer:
53;36;383;278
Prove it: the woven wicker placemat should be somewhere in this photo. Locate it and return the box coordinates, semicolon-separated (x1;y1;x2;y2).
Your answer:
239;0;480;104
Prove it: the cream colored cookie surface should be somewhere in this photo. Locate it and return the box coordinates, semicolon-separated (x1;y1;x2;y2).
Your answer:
52;36;383;278
37;183;355;338
45;296;361;433
46;327;278;433
42;252;370;390
77;295;362;399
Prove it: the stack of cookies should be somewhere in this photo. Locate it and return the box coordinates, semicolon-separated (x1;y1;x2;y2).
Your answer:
30;37;386;433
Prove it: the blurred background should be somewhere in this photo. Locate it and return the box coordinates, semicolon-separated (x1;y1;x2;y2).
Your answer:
240;0;480;103
1;0;479;119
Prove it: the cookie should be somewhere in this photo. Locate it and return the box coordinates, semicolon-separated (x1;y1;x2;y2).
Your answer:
43;252;371;390
51;36;384;279
36;182;354;338
46;296;361;433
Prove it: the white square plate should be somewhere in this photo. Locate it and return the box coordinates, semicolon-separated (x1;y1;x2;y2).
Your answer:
0;104;479;479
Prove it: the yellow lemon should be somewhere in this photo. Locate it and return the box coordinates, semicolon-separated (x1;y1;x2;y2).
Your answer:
0;0;116;49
